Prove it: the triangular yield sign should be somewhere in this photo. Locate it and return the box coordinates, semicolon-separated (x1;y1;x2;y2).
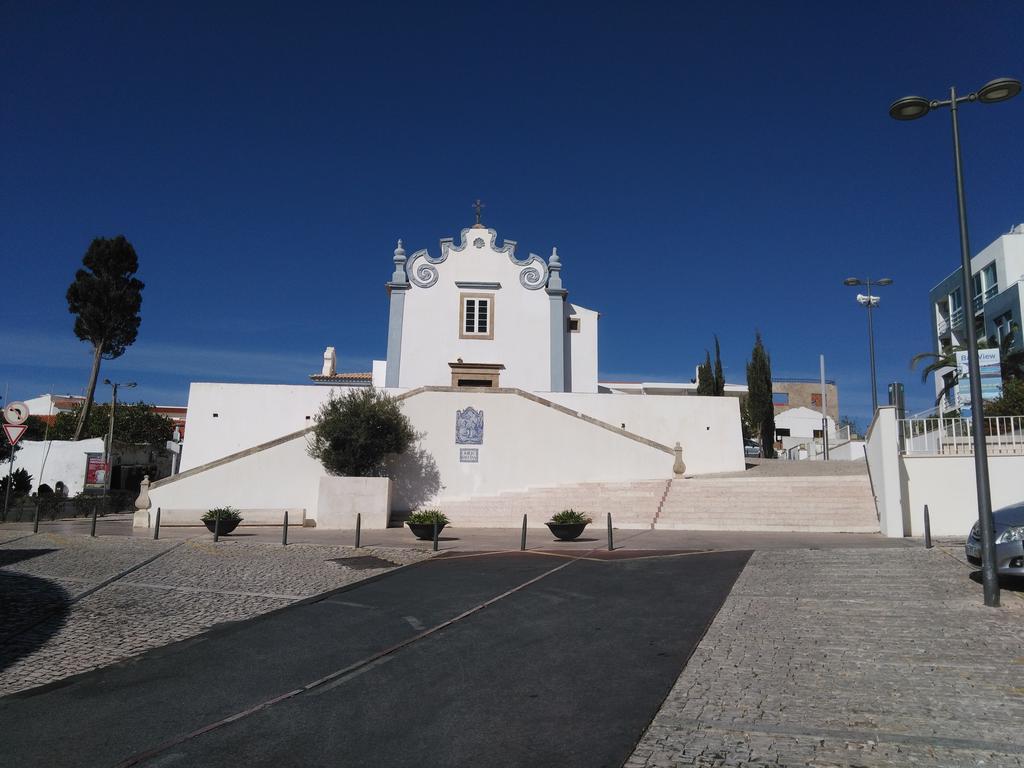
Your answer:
3;423;28;446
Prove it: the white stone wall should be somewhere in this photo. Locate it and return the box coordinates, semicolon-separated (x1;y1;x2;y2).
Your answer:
900;455;1024;536
147;387;744;525
544;392;744;474
567;303;598;393
393;389;680;508
149;432;321;524
179;383;347;471
864;407;903;537
865;406;1024;537
10;438;106;496
181;383;744;478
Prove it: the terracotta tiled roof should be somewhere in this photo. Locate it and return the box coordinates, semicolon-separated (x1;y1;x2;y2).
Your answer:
309;372;373;382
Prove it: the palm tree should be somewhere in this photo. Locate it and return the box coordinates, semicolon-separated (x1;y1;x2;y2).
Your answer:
911;323;1022;408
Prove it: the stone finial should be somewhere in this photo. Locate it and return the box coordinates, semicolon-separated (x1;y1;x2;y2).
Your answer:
322;346;337;376
135;475;152;510
391;239;408;284
673;442;686;476
546;246;562;291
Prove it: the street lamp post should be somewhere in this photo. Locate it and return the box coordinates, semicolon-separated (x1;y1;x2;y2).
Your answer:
103;379;136;493
843;277;893;413
889;76;1022;608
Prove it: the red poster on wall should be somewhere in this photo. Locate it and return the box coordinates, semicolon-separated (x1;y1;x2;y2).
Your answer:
84;453;109;492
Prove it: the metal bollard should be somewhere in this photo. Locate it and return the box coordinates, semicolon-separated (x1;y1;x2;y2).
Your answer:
153;507;161;540
282;509;289;546
355;512;361;549
33;501;40;534
607;512;613;551
213;513;221;543
90;503;98;537
432;520;439;552
924;504;933;549
521;514;527;551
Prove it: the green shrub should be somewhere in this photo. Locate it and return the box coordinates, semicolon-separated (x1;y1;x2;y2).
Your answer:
407;509;449;525
307;389;416;477
202;507;243;523
549;509;592;525
0;468;33;499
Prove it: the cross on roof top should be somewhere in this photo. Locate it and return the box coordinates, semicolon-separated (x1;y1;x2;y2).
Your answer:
472;199;485;226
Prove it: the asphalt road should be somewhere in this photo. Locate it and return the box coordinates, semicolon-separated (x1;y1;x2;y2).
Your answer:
1;549;751;768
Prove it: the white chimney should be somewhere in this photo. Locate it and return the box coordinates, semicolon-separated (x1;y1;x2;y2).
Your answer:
322;346;337;376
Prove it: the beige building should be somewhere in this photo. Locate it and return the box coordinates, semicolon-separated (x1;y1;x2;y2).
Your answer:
772;378;839;422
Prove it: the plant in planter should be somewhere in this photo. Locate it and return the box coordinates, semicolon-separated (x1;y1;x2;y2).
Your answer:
202;507;243;535
406;509;449;540
546;509;592;541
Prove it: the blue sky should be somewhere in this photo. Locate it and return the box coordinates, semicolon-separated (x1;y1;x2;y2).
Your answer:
2;1;1022;428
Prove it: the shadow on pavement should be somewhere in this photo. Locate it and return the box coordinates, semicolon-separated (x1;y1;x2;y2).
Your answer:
0;550;72;674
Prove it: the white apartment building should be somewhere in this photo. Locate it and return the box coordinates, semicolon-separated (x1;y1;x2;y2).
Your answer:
929;223;1024;410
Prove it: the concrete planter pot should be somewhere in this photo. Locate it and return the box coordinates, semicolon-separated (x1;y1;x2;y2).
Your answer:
203;518;241;535
407;522;446;540
546;522;587;541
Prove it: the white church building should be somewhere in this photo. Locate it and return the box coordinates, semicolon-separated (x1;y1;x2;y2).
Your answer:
143;220;745;530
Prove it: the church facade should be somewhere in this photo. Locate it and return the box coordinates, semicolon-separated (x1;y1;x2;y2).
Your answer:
143;221;744;530
381;224;598;393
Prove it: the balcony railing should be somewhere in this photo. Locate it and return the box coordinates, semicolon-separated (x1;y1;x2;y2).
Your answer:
899;416;1024;456
949;307;964;328
984;284;999;301
936;316;950;335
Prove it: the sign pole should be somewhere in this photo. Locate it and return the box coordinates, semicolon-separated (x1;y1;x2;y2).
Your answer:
2;402;31;522
2;452;13;522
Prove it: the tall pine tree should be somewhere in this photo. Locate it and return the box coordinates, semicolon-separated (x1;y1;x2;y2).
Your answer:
746;332;776;458
66;236;145;440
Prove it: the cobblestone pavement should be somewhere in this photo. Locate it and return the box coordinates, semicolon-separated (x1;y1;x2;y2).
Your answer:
0;533;431;696
626;547;1024;767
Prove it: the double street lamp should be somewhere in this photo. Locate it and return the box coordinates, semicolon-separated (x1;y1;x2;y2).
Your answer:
889;76;1022;608
843;277;893;413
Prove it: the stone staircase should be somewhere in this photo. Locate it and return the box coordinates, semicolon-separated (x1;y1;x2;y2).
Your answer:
393;471;880;533
398;480;670;530
653;475;879;532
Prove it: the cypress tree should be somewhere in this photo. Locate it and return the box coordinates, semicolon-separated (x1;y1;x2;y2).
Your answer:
713;335;725;396
746;332;776;458
696;351;715;395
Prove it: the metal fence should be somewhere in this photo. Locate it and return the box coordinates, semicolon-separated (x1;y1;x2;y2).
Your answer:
0;492;136;524
899;415;1024;456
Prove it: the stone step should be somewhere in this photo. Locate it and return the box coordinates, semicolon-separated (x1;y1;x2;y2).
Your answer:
403;475;879;532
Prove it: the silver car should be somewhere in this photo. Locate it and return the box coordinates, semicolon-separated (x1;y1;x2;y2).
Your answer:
966;502;1024;576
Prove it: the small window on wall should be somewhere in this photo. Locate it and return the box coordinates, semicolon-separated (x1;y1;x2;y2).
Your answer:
811;393;822;407
775;428;791;438
460;294;494;339
567;317;581;332
772;393;789;406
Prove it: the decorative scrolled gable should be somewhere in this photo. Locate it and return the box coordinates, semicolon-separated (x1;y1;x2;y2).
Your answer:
403;228;550;291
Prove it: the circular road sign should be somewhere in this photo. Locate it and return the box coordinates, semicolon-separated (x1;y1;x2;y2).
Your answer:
3;401;29;425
